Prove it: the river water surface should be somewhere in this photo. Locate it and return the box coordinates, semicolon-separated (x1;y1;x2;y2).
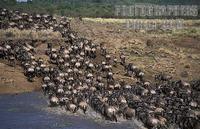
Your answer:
0;92;145;129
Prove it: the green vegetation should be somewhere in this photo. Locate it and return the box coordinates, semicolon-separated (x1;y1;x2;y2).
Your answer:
0;0;199;18
172;28;200;37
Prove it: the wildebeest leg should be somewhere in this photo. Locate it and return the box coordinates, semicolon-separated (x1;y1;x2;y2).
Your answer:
113;114;117;122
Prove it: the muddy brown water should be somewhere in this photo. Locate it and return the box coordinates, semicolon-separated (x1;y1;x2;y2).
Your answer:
0;92;145;129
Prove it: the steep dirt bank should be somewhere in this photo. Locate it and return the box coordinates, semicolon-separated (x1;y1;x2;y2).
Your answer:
71;19;200;81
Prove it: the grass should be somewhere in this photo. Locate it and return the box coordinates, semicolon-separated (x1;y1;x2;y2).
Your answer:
80;18;200;38
158;48;177;57
171;28;200;37
1;19;199;41
83;18;200;24
0;28;62;40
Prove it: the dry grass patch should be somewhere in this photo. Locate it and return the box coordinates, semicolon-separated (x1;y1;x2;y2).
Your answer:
0;28;62;40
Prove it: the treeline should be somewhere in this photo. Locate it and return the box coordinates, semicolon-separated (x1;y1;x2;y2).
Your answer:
0;0;199;18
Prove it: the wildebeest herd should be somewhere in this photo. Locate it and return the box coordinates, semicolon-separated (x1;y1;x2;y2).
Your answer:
0;8;199;129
